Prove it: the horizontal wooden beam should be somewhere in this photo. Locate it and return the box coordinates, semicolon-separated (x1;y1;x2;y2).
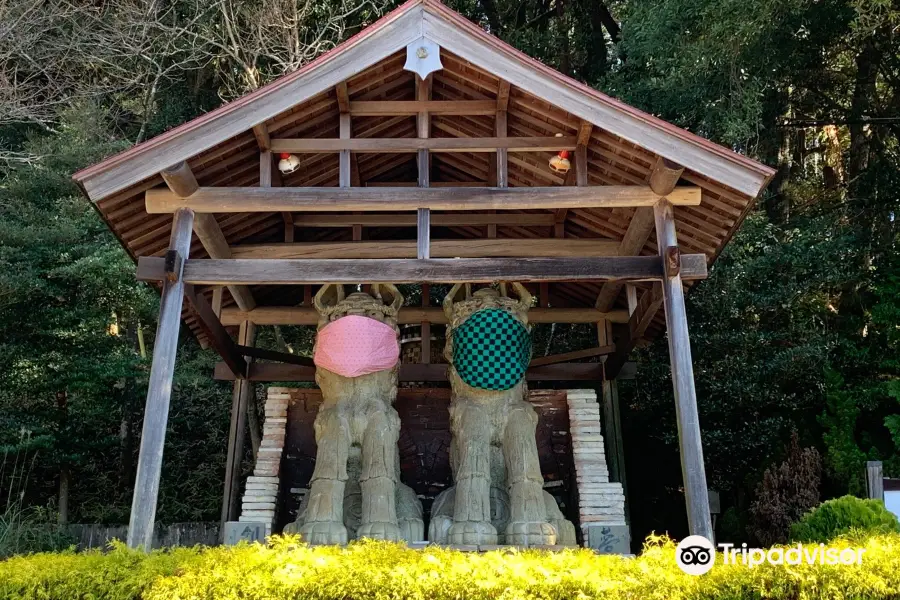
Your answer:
270;136;577;154
293;213;556;227
220;306;630;326
137;255;709;285
213;362;605;382
230;239;621;259
529;345;615;367
145;186;702;214
349;100;497;116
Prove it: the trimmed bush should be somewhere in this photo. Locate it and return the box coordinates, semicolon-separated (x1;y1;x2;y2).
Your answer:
0;534;899;599
791;495;900;543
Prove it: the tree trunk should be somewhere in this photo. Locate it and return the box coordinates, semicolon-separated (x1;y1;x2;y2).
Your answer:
56;391;69;524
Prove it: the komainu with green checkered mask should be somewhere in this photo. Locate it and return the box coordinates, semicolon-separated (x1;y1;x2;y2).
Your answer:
427;283;577;548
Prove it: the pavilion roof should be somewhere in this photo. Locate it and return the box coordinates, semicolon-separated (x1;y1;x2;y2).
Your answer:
73;0;775;346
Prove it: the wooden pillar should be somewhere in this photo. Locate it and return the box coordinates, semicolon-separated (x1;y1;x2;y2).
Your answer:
127;207;194;550
867;461;884;501
598;320;628;518
654;198;713;540
221;320;257;527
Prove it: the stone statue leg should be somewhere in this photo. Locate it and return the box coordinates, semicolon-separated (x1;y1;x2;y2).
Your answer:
356;408;402;540
503;403;556;546
298;407;350;544
448;403;497;545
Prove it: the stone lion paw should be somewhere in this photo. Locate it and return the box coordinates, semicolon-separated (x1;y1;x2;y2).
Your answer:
448;521;498;545
399;518;426;543
356;521;402;541
505;521;557;547
298;521;348;545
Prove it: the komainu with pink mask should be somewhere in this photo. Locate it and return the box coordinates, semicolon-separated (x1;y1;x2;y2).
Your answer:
429;283;577;547
284;284;424;545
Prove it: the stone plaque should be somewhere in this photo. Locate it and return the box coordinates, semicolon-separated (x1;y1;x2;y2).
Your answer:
224;521;267;546
586;525;631;554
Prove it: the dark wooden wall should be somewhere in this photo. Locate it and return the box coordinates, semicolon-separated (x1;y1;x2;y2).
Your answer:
277;388;576;531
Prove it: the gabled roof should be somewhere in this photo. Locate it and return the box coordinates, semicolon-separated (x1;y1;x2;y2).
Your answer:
73;0;773;201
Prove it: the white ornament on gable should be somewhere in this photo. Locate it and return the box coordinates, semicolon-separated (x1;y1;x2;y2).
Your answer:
404;37;443;79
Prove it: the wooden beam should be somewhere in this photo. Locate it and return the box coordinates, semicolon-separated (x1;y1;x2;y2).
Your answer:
655;197;713;539
348;100;496;115
183;283;246;379
214;362;605;382
146;186;703;213
230;238;621;259
496;112;508;188
416;75;431;259
137;255;709;285
529;345;615;367
594;158;685;312
163;159;255;311
221;320;255;527
237;345;314;367
605;284;663;379
193;214;256;311
270;136;577;154
252;124;271;151
365;181;487;187
293;213;556;227
496;80;511;111
127;207;194;550
339;113;352;188
160;161;198;198
335;81;351;113
555;121;592;229
649;157;685;196
220;305;629;326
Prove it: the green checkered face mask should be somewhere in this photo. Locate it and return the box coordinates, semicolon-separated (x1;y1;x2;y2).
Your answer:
451;308;532;391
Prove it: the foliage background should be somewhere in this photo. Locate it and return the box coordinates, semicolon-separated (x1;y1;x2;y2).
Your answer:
0;0;897;545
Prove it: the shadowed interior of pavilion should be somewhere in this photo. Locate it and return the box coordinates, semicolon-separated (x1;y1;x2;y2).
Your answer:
73;0;774;551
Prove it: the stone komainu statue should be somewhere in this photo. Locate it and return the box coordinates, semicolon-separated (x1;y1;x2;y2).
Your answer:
284;284;424;544
429;284;577;546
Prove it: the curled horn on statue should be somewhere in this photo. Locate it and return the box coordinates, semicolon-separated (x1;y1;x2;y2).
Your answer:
284;284;424;545
429;282;577;547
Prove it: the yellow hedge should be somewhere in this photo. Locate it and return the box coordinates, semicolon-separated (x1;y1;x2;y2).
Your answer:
1;533;899;599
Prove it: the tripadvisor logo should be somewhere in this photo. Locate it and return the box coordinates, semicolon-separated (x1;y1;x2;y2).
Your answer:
675;535;867;575
676;535;716;575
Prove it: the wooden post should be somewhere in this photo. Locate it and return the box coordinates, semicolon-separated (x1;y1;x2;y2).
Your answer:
127;207;194;550
867;461;884;501
654;198;713;540
598;320;628;518
221;320;257;528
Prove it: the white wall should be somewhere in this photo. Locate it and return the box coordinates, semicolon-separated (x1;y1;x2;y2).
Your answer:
885;490;900;520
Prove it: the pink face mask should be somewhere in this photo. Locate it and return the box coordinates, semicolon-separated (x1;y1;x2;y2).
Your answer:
313;315;400;378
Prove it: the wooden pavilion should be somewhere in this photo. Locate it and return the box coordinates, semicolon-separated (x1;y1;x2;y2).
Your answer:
73;0;775;550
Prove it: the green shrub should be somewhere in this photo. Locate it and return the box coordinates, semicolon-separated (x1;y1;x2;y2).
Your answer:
0;534;899;599
791;495;900;543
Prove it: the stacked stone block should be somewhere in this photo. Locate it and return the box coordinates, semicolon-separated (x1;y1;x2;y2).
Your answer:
238;387;290;532
566;389;627;543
